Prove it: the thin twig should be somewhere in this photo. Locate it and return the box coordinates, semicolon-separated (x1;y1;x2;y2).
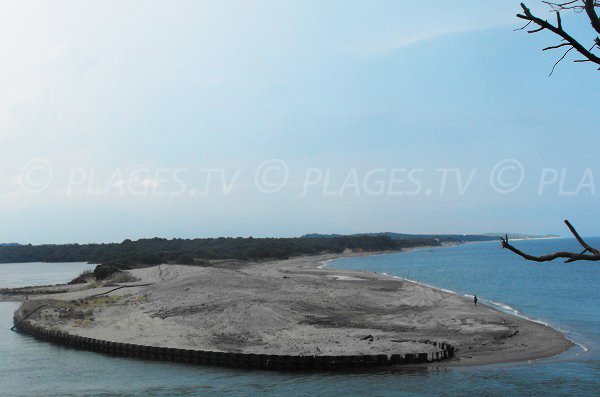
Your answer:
549;47;574;75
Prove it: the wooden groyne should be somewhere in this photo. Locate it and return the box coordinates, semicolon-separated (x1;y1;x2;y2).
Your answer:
13;319;455;370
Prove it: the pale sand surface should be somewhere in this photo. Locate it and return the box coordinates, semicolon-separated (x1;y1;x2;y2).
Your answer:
13;252;573;366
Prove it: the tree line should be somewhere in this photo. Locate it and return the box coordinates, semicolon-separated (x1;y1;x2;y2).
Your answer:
0;235;440;267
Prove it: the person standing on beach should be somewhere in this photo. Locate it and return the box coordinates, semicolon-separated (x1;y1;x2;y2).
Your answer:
473;294;477;306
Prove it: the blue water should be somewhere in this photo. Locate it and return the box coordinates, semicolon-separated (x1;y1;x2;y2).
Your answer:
1;239;598;396
330;238;600;396
0;262;94;288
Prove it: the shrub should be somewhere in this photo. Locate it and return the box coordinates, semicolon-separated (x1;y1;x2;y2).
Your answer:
68;269;94;285
109;271;137;283
93;264;120;280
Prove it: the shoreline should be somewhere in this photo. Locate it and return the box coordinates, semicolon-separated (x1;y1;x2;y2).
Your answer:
10;248;574;368
321;247;579;365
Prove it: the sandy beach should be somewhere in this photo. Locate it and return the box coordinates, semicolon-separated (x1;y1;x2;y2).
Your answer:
11;252;573;366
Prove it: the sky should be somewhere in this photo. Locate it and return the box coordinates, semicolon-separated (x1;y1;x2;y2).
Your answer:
0;0;598;244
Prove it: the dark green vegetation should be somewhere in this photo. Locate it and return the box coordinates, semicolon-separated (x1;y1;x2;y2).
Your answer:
0;235;436;270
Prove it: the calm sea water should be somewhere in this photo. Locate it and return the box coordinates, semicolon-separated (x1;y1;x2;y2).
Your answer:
1;239;598;396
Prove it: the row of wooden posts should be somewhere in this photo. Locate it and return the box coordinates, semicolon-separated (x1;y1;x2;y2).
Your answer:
15;320;455;370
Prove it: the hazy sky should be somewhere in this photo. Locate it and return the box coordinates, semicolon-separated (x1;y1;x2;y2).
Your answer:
1;1;598;244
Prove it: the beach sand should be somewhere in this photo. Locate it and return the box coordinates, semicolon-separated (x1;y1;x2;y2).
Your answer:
12;252;573;366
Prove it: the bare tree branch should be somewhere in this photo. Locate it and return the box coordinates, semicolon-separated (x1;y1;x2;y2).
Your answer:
500;220;600;263
584;0;600;34
517;1;600;71
544;1;584;11
543;0;599;12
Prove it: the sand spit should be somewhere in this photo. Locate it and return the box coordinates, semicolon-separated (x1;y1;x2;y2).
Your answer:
11;253;573;366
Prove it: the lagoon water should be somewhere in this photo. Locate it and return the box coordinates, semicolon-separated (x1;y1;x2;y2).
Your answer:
1;238;598;396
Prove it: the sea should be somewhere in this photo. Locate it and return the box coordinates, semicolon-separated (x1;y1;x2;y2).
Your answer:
0;238;598;396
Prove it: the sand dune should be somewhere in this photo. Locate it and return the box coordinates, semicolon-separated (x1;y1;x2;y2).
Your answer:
13;253;573;366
